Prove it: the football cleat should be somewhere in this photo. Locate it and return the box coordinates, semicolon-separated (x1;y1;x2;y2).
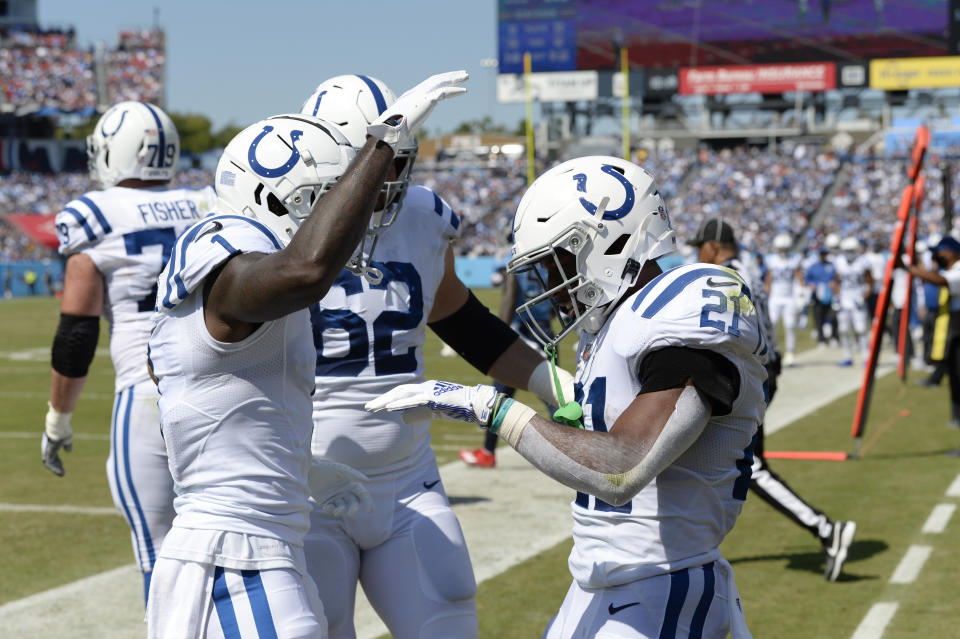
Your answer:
838;359;853;367
823;520;857;581
459;448;496;468
783;351;795;367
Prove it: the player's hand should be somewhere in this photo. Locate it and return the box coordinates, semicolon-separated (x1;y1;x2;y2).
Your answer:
367;71;468;150
308;460;373;519
365;380;502;428
41;403;73;477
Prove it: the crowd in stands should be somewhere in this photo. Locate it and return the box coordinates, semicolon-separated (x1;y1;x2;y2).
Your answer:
0;44;96;111
0;27;164;112
667;144;842;252
2;143;956;263
821;151;958;250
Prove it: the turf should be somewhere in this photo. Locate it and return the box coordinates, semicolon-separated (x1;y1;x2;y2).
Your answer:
2;294;959;639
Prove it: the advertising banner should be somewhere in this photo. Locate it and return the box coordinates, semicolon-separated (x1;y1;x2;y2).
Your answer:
679;62;836;95
870;56;960;90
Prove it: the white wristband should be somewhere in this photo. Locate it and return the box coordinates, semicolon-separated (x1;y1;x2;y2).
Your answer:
45;402;73;440
493;399;537;448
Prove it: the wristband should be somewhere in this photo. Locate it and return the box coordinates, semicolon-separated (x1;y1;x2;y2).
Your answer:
490;398;537;448
45;402;73;440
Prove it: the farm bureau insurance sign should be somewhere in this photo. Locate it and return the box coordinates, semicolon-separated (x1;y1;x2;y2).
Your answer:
679;62;836;95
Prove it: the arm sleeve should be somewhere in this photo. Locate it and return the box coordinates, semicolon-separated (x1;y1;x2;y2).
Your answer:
637;346;740;416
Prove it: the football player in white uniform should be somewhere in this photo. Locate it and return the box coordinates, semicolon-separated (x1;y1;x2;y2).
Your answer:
833;237;874;366
766;233;803;366
43;101;216;602
298;74;574;639
369;156;768;638
691;218;857;583
145;72;467;639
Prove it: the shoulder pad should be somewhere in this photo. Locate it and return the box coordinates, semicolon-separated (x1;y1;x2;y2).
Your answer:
403;185;461;240
156;214;283;312
56;192;114;255
631;264;750;318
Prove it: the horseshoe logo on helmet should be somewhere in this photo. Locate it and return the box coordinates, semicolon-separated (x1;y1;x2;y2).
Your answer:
100;110;128;138
573;165;635;220
248;125;304;178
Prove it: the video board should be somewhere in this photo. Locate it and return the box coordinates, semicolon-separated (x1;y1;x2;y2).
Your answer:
499;0;949;74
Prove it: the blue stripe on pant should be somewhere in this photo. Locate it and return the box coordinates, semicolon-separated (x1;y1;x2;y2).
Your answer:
242;570;279;639
660;562;716;639
213;567;242;639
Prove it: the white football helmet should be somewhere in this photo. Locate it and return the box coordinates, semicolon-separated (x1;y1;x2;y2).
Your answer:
773;232;792;252
508;156;676;346
87;101;180;188
300;75;417;282
825;233;841;252
840;237;861;255
214;114;355;247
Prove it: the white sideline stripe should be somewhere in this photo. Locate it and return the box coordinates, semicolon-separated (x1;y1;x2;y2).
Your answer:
921;503;955;534
946;474;960;498
0;503;119;516
889;545;933;584
851;602;899;639
0;431;110;440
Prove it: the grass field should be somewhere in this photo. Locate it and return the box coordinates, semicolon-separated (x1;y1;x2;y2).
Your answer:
2;293;959;638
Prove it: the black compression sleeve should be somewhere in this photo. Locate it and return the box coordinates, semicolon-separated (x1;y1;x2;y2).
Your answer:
636;346;740;416
428;291;519;374
51;314;100;378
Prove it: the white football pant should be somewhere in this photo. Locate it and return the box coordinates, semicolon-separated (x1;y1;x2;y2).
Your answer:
303;451;477;639
106;380;175;602
147;559;326;638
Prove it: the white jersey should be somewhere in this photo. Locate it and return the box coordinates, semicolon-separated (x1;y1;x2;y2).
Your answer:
56;185;216;390
569;263;768;589
835;254;869;307
149;215;316;553
766;253;801;300
310;186;460;474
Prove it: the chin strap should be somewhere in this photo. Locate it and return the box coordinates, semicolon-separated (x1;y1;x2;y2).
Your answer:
545;344;584;428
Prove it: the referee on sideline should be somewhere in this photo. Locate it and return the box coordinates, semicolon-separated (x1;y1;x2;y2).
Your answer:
903;236;960;439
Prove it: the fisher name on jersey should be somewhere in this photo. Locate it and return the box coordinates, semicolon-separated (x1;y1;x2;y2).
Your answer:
309;185;460;474
55;186;216;390
569;263;768;589
150;215;316;555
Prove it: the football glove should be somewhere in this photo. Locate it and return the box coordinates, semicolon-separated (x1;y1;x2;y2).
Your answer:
41;402;73;477
367;71;468;151
365;380;502;428
308;460;373;519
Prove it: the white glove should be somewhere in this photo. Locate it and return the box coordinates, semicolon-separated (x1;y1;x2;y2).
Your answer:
365;380;501;427
308;460;373;519
367;71;468;150
41;402;73;477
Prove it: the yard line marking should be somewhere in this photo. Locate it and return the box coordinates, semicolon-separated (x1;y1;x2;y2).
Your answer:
0;503;119;516
432;444;474;451
946;474;960;498
921;503;955;534
889;545;933;584
851;602;898;639
0;432;110;440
